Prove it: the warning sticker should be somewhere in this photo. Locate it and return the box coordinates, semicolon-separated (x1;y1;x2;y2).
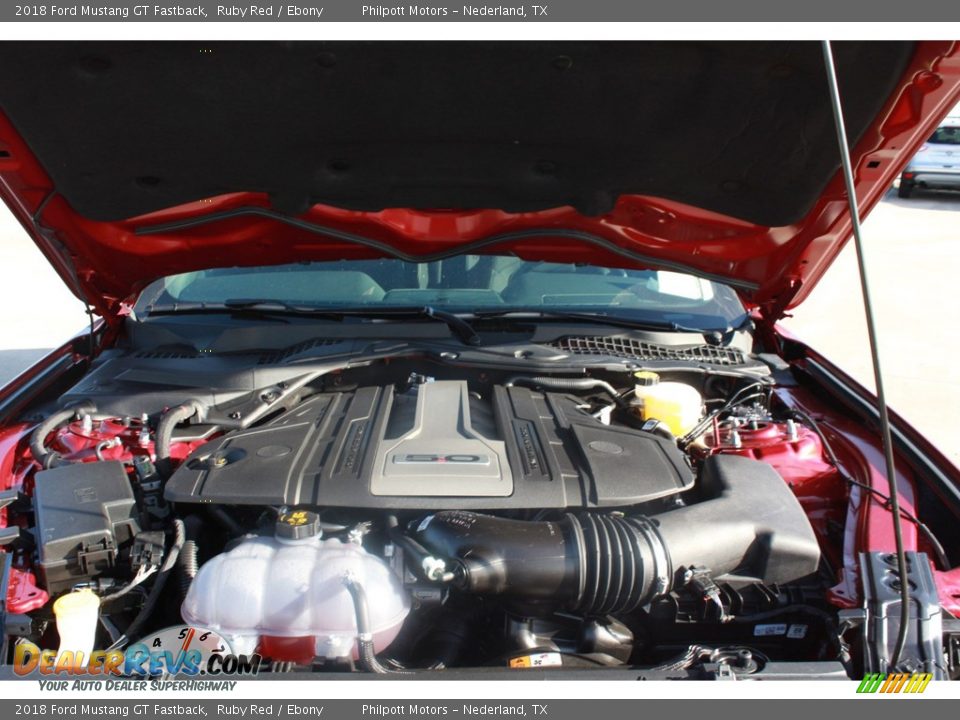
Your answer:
753;623;788;637
787;624;809;639
509;652;564;668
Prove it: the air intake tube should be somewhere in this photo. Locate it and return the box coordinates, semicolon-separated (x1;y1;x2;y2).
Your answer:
415;455;820;615
417;511;669;615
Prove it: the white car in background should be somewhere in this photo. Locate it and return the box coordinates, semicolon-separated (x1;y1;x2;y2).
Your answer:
898;114;960;197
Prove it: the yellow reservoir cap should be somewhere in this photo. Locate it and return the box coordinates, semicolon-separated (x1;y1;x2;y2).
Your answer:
632;370;660;387
53;588;101;617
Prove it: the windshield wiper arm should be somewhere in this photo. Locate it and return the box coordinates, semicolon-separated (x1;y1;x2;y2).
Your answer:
472;309;727;343
322;305;482;346
148;300;481;346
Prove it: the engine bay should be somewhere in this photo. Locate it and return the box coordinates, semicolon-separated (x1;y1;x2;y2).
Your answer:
0;334;954;678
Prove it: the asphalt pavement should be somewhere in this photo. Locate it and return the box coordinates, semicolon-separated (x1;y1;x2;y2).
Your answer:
0;189;957;466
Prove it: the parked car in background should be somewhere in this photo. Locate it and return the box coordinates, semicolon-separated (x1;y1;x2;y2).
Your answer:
898;114;960;197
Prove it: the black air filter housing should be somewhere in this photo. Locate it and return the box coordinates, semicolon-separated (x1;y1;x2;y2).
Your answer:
416;455;822;615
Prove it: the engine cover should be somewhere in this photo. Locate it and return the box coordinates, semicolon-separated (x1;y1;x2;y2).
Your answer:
164;380;693;510
371;380;513;498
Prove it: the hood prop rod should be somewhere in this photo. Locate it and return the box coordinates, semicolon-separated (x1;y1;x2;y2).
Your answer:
821;40;911;670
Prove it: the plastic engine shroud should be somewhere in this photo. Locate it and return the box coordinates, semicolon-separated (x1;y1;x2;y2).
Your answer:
164;381;694;510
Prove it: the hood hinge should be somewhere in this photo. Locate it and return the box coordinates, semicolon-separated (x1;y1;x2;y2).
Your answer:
756;277;802;328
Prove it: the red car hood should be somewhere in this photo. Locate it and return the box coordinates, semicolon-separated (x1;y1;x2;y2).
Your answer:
0;41;958;324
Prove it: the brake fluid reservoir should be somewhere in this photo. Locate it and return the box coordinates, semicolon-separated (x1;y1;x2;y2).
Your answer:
181;512;409;662
632;371;703;436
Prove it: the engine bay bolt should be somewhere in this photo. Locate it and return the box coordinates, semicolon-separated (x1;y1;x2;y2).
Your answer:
348;521;372;545
785;419;799;442
137;424;151;447
81;414;93;433
729;430;743;449
422;556;448;582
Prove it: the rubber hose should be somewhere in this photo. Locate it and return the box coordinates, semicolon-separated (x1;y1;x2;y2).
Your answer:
406;607;478;670
420;511;663;614
386;515;447;582
29;403;95;469
504;376;627;407
343;575;409;674
206;506;243;537
114;519;186;648
178;515;204;599
156;401;202;478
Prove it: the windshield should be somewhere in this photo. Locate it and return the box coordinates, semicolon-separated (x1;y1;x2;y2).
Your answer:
134;256;747;331
928;126;960;144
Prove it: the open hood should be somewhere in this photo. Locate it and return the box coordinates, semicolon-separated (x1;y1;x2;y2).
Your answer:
0;41;958;323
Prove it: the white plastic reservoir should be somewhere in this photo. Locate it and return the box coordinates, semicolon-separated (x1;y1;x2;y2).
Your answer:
181;534;410;661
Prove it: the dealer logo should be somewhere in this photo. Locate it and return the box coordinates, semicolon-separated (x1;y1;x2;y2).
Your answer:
856;672;933;694
14;625;261;678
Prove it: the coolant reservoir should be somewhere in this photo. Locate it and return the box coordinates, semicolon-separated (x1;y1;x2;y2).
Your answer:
181;512;409;662
632;371;703;436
